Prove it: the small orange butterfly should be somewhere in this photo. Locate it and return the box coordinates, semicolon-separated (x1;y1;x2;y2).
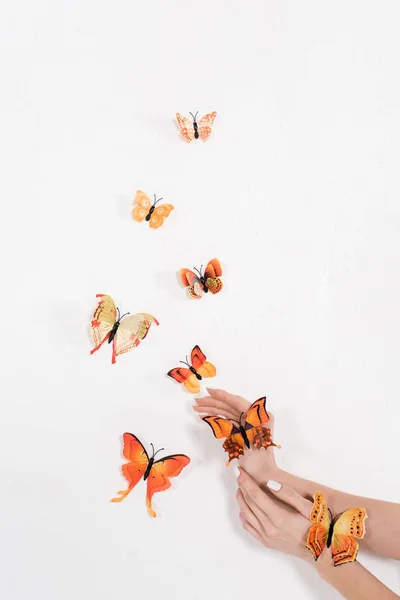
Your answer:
306;491;368;566
176;111;217;143
132;190;174;229
168;345;216;394
179;258;223;299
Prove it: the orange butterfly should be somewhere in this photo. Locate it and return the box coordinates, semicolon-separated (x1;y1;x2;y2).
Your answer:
176;111;217;142
306;491;367;566
111;433;190;518
90;294;159;364
179;258;223;299
202;397;280;465
132;190;174;229
167;345;216;394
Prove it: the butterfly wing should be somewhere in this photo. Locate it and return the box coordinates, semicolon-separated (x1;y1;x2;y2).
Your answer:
132;190;152;223
179;268;204;299
244;397;270;428
190;345;216;378
202;416;242;465
306;491;332;561
111;433;149;502
148;204;174;229
167;367;200;394
146;454;191;517
112;313;159;364
204;258;223;294
90;294;117;355
176;113;195;143
223;432;246;465
331;508;368;566
197;111;217;141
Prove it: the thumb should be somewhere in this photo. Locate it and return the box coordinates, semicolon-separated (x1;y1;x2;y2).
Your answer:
265;479;312;519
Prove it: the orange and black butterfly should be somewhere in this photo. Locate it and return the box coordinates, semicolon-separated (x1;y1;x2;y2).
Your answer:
202;397;280;465
167;345;216;394
306;491;367;566
176;111;217;142
112;433;190;518
179;258;223;299
132;190;174;229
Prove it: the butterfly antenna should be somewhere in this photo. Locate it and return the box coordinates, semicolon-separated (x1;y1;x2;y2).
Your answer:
193;266;202;277
150;443;155;457
179;359;190;367
189;111;195;121
153;195;163;206
194;111;199;121
116;307;120;320
153;447;165;459
239;412;244;425
119;312;130;320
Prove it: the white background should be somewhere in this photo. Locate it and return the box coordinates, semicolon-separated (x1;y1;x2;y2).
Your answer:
1;1;399;598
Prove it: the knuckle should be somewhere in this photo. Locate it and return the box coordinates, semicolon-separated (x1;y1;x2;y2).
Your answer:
266;525;278;538
274;515;284;527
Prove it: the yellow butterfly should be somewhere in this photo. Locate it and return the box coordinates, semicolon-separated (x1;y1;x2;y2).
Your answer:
90;294;159;364
306;491;367;566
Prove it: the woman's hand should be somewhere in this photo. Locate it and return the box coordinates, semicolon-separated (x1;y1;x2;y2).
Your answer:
237;468;313;562
193;388;280;482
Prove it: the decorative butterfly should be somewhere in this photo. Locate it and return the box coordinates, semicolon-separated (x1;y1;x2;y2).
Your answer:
167;345;216;394
132;190;174;229
111;433;190;518
176;111;217;143
179;258;223;299
306;491;367;567
202;397;280;465
90;294;159;364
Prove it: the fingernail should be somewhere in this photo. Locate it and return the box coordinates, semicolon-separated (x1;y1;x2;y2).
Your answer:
206;387;215;392
267;480;282;491
235;465;241;478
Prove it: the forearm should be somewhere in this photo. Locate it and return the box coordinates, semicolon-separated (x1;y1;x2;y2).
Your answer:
317;554;399;600
274;469;400;560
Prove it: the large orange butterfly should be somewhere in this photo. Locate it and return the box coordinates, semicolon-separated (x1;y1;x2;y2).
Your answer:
90;294;159;364
179;258;223;299
202;397;280;465
132;190;174;229
306;491;367;567
176;111;217;142
167;345;216;394
112;433;190;518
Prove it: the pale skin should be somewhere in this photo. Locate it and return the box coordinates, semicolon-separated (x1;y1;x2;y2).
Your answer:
193;388;400;600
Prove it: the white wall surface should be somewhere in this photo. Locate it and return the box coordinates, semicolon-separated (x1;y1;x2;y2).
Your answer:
1;1;399;598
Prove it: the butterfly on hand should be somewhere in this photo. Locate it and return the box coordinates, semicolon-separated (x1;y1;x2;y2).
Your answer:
306;491;367;567
111;433;190;518
176;111;217;143
90;294;159;364
132;190;174;229
202;397;280;465
167;345;216;394
179;259;223;299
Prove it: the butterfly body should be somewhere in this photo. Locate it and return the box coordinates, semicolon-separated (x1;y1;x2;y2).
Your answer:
90;294;159;364
179;259;223;299
168;345;216;394
112;433;190;518
306;492;367;566
202;397;280;464
145;204;156;221
176;111;217;142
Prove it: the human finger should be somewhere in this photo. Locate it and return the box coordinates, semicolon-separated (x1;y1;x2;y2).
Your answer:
236;489;265;534
238;483;276;538
238;468;285;527
265;479;312;520
205;389;250;414
239;513;268;546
